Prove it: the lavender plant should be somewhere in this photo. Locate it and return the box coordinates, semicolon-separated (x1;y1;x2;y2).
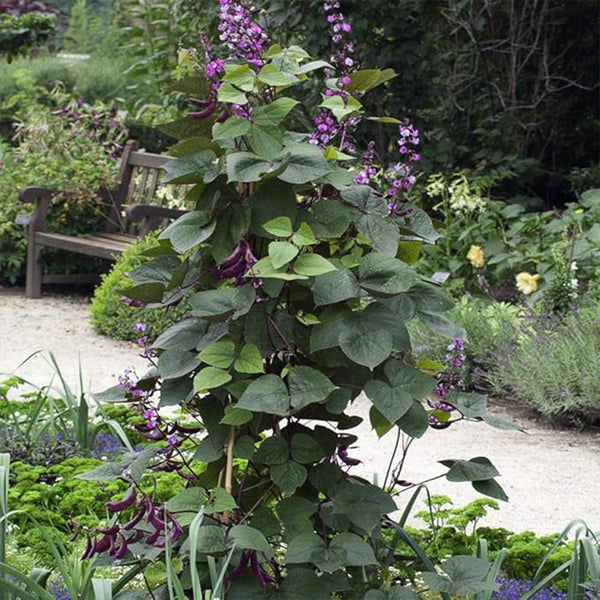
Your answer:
79;1;512;597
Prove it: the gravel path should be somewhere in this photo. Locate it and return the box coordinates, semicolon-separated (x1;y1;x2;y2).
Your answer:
1;288;599;535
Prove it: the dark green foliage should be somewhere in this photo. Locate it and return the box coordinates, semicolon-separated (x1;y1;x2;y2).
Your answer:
89;231;193;342
0;12;56;62
255;0;598;205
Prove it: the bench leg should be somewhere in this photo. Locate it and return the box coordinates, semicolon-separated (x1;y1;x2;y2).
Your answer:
25;243;43;299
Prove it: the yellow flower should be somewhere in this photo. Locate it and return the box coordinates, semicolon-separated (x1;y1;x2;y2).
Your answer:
467;245;485;268
516;272;540;295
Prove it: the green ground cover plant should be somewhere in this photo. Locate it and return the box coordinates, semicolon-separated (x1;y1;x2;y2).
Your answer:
405;495;574;589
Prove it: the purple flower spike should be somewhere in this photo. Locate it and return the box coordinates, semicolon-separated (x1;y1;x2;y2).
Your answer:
217;0;268;66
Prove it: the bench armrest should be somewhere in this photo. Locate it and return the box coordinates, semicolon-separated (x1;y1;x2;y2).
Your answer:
124;204;188;223
19;187;56;204
19;187;57;231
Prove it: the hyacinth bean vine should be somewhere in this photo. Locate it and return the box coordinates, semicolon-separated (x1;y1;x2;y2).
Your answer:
82;1;514;597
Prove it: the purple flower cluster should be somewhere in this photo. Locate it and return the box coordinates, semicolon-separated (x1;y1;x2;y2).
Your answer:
354;141;377;184
116;363;202;456
492;578;567;600
428;339;466;428
90;433;141;460
311;112;341;147
217;0;267;66
188;3;265;123
324;1;355;78
48;582;71;600
131;321;154;358
398;120;420;161
200;33;225;79
309;1;358;150
386;119;420;216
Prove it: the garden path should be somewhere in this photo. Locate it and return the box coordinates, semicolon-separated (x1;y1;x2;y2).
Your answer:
1;288;599;536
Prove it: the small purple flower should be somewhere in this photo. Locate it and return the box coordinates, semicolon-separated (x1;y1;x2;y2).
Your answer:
132;321;147;333
428;338;467;427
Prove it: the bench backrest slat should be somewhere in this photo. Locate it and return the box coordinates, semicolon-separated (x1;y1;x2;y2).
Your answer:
128;151;172;169
102;141;177;235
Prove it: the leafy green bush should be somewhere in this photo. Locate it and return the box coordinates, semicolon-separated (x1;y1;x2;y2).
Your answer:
489;307;600;426
0;12;56;62
0;88;127;284
89;231;192;342
0;54;131;113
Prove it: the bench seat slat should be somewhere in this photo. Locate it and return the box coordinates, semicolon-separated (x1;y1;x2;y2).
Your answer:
94;232;138;243
35;232;134;259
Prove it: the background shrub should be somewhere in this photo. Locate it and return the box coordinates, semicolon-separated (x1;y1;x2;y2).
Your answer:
90;231;192;342
0;54;130;113
410;296;522;388
489;307;600;426
0;89;127;284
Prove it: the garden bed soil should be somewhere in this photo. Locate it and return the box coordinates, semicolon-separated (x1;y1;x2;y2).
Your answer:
1;288;599;535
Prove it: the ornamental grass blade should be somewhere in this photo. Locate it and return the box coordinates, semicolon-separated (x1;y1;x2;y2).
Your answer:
386;521;451;600
92;579;113;600
474;539;506;600
189;508;206;599
0;453;9;600
0;563;54;600
521;519;592;600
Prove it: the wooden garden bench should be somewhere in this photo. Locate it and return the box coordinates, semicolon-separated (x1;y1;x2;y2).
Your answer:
21;140;187;298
